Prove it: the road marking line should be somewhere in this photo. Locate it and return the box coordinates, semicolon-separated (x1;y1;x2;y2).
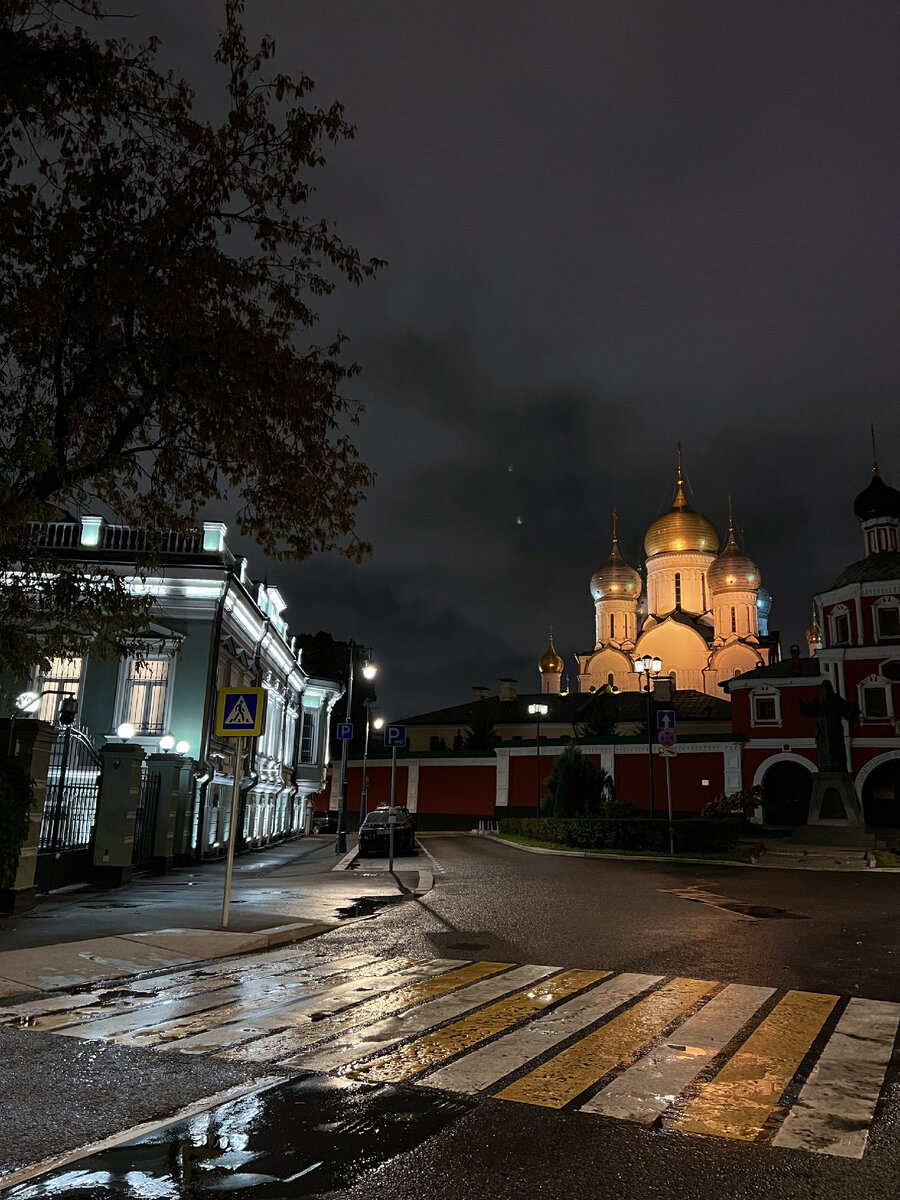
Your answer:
425;973;661;1094
772;997;900;1158
223;959;515;1065
582;983;775;1124
293;964;558;1073
672;989;839;1141
350;969;608;1083
107;958;466;1049
495;977;717;1109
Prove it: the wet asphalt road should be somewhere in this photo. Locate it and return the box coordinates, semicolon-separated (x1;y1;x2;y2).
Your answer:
2;833;899;1199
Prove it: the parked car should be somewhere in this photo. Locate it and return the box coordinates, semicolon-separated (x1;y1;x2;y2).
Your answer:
358;807;416;856
311;809;337;834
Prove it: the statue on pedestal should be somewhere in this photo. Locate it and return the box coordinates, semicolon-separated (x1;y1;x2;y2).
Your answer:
799;680;858;772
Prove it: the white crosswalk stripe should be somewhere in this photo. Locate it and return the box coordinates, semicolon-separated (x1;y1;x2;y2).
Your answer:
2;951;897;1160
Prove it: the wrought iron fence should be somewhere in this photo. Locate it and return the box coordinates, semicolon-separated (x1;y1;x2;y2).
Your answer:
39;726;101;853
132;765;162;870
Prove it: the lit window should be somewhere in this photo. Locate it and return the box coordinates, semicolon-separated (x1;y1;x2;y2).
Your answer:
36;657;83;722
300;706;319;763
123;658;170;735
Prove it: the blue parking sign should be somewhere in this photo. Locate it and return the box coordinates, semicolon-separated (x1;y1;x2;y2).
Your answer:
385;724;406;748
336;722;353;740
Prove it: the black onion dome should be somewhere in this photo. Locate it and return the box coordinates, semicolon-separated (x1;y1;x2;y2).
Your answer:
853;472;900;521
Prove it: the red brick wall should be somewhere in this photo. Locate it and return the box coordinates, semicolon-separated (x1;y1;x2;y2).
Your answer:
418;764;495;815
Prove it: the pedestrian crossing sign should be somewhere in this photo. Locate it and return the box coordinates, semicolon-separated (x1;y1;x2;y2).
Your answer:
214;687;267;738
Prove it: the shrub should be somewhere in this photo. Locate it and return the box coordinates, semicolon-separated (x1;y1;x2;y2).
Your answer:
498;816;742;855
544;743;615;818
0;758;36;890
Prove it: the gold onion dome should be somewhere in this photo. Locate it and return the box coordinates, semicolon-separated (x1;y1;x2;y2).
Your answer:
643;462;719;557
707;515;761;594
538;634;564;675
590;511;641;601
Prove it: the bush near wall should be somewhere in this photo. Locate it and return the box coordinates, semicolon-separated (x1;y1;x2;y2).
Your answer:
498;816;743;855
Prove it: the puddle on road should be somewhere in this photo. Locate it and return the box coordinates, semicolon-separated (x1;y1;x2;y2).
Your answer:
336;894;408;921
6;1074;473;1199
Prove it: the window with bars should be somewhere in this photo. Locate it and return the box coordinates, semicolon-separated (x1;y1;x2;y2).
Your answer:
123;658;170;734
674;573;682;609
36;657;83;722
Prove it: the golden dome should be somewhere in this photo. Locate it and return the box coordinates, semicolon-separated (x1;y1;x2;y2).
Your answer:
538;633;564;675
644;457;718;557
806;609;822;646
590;510;641;601
707;516;761;593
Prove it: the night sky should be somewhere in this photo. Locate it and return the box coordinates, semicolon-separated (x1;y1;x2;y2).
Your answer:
121;2;900;719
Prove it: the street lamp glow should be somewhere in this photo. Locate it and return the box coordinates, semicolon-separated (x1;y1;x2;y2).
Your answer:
362;660;377;681
159;734;175;752
528;703;548;717
372;716;385;730
15;691;40;714
175;740;190;755
117;722;136;740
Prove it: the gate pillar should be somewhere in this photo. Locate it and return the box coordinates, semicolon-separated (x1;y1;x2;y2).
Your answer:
146;753;188;873
92;743;145;887
0;718;58;914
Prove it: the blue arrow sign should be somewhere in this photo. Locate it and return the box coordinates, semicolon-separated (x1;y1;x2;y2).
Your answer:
336;722;353;740
656;708;676;730
385;724;406;748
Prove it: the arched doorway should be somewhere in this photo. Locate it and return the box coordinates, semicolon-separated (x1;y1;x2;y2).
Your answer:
861;759;900;828
761;760;813;825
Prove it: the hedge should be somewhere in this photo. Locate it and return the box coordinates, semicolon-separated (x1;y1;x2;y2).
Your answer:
498;816;743;855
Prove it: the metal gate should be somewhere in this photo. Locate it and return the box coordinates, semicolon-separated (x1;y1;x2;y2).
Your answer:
132;765;161;872
34;726;101;893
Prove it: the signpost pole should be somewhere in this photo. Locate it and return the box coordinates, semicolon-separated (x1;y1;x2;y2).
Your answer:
665;752;674;856
222;735;244;928
388;744;397;873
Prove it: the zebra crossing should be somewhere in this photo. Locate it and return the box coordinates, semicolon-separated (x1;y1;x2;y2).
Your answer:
1;949;897;1160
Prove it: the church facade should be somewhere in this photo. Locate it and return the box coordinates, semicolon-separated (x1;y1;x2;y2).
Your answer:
539;453;778;699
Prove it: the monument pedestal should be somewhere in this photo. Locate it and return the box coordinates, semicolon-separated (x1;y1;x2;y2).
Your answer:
794;772;872;847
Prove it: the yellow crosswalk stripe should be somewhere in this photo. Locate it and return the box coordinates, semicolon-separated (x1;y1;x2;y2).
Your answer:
672;989;839;1142
349;969;608;1083
495;976;717;1109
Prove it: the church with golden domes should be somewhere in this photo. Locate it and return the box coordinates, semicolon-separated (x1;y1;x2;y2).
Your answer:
539;450;778;699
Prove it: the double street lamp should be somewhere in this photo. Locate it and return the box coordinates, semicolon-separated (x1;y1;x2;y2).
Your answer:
634;654;662;818
335;643;377;854
527;702;548;817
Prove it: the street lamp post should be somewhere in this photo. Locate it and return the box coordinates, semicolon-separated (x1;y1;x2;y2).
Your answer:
634;655;662;818
358;703;384;833
528;702;548;817
336;643;376;855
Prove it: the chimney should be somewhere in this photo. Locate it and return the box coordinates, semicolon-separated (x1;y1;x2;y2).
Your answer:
498;678;518;702
790;644;801;675
472;685;490;702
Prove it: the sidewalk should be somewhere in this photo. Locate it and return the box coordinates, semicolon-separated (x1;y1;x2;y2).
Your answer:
0;835;429;999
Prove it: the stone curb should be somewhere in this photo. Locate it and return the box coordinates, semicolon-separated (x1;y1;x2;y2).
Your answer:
0;919;336;1000
476;832;900;872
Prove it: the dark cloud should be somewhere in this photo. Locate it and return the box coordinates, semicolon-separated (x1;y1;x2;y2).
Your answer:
121;2;900;713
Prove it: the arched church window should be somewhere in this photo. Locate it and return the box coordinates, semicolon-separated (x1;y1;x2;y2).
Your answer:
701;574;707;611
610;614;616;639
731;606;737;633
608;673;614;687
674;573;682;608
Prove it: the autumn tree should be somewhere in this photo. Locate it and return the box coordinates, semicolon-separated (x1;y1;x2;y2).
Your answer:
0;0;381;681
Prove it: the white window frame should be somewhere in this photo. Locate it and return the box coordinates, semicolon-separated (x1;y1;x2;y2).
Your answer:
33;656;85;723
873;595;900;643
828;603;851;647
115;652;175;736
857;673;893;724
750;685;781;728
